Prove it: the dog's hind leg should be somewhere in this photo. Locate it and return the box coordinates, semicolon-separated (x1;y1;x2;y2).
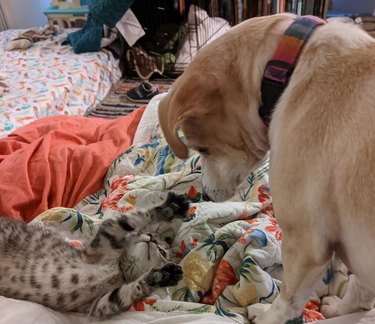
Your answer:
250;232;331;324
321;274;375;318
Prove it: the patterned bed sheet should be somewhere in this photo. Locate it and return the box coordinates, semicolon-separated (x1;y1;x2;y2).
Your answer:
0;29;121;138
29;98;349;322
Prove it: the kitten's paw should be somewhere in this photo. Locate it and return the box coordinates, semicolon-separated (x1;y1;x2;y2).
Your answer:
156;192;190;220
147;262;183;287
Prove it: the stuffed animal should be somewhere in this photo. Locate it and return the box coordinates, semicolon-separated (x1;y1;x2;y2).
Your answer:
6;25;61;51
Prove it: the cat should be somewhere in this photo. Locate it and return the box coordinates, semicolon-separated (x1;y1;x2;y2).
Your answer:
0;192;189;319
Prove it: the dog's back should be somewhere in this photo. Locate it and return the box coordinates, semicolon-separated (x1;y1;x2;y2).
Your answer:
269;20;375;287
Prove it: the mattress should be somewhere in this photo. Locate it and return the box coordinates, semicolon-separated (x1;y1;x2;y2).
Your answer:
0;297;373;324
0;296;241;324
0;29;121;138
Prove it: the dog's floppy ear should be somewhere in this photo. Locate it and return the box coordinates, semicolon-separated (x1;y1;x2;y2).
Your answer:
158;92;189;159
158;71;220;159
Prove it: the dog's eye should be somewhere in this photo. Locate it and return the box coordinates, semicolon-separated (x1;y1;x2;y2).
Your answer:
197;147;209;155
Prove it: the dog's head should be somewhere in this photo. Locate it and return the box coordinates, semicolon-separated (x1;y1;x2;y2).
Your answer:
159;14;294;201
158;70;269;201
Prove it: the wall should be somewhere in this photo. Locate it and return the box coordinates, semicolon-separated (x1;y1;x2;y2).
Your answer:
0;0;50;29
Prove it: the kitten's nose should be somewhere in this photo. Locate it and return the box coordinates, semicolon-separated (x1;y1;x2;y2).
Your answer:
145;233;155;242
147;233;158;244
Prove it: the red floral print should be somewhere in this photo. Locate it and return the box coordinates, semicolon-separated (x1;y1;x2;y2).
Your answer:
201;259;238;304
265;217;282;240
101;176;136;213
258;184;271;206
238;227;255;244
188;186;198;199
188;206;197;215
133;299;157;311
261;205;275;218
302;300;325;322
176;240;187;258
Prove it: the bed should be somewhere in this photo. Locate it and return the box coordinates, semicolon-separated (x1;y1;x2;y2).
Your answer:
0;93;372;323
0;28;121;138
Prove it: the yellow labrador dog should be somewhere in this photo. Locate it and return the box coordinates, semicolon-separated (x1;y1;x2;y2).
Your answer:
159;13;375;324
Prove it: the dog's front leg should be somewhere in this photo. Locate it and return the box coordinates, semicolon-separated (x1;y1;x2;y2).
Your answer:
249;232;331;324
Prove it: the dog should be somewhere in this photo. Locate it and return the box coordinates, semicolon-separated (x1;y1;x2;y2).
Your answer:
158;13;375;323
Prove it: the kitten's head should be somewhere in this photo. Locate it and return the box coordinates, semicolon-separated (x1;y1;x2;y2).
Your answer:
119;234;171;281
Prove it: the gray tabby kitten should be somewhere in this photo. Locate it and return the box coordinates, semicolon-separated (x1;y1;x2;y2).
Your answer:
0;192;189;319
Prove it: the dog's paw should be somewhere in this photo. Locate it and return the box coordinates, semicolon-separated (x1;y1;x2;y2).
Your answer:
248;303;272;324
155;192;190;220
146;262;184;288
320;296;341;318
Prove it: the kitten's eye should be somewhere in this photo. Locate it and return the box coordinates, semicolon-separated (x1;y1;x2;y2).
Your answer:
197;147;209;155
165;237;172;244
158;247;167;258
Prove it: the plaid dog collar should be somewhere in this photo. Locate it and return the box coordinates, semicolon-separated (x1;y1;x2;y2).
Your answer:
259;16;326;125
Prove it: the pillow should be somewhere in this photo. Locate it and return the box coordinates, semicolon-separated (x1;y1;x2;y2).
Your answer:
133;92;167;145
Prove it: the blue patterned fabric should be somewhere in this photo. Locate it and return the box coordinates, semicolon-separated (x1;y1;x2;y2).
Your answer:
63;0;135;54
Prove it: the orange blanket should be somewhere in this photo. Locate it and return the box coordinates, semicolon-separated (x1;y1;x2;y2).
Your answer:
0;107;145;221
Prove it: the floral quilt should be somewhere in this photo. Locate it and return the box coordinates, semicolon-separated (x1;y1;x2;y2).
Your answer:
34;119;347;323
0;29;121;138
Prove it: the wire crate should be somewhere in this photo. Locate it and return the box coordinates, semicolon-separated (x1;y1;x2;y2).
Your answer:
126;0;232;78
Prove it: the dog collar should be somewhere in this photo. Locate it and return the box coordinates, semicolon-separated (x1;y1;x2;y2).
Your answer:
259;16;326;125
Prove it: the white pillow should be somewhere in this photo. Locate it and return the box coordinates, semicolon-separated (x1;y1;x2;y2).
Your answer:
133;92;167;145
